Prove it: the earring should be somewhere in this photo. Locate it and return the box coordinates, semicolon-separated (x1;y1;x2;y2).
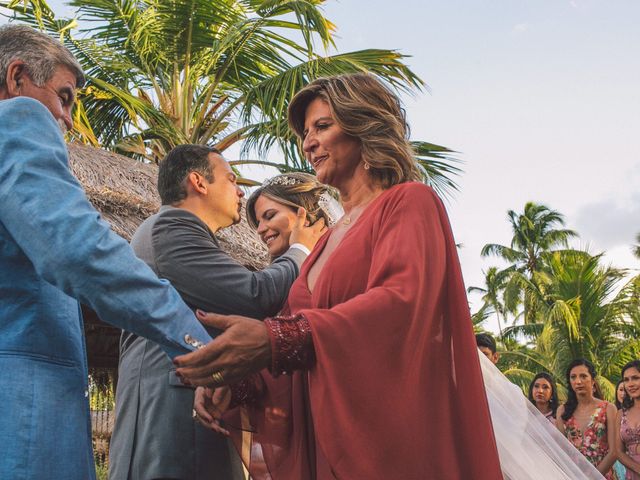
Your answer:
363;162;370;170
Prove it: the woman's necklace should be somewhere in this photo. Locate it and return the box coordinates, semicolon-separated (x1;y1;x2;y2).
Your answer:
340;196;377;226
338;187;384;227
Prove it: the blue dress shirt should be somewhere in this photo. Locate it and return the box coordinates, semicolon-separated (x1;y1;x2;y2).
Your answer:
0;97;212;480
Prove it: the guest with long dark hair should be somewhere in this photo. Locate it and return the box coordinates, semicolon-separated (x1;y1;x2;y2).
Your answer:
615;360;640;479
616;379;627;410
556;358;618;478
528;372;559;422
614;376;628;480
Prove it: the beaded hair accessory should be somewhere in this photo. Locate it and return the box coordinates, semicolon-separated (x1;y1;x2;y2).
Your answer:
261;175;344;227
261;175;303;187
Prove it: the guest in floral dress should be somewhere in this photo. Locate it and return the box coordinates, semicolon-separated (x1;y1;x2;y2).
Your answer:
528;372;559;422
615;360;640;479
557;358;618;479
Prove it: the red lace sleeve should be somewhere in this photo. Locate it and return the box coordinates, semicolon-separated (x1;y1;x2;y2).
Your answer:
264;313;315;376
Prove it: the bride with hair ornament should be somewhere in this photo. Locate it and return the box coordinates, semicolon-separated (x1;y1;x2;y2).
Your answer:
179;73;604;480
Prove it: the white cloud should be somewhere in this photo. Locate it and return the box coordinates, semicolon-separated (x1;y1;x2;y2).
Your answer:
512;23;529;34
571;194;640;251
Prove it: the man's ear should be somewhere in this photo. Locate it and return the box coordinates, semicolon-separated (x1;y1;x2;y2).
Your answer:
186;171;208;195
493;352;500;364
4;60;28;98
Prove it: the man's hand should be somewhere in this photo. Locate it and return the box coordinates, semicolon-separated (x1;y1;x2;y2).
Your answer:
174;310;271;386
289;207;327;251
193;386;231;436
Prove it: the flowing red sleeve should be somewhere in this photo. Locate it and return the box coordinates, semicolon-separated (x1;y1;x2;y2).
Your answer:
298;183;502;479
226;183;502;480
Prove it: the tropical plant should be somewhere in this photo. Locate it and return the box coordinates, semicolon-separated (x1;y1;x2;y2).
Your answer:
481;202;577;277
2;0;462;194
499;250;640;400
468;266;510;337
481;202;578;323
633;232;640;259
620;273;640;336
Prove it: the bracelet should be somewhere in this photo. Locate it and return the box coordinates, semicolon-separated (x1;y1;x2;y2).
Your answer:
264;313;314;376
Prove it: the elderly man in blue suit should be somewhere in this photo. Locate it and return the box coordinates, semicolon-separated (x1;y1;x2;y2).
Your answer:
0;24;220;480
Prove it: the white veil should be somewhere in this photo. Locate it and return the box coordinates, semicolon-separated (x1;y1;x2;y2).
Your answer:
478;352;605;479
317;191;344;227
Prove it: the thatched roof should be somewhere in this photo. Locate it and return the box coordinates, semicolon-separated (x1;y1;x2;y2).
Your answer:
68;143;270;369
69;143;270;268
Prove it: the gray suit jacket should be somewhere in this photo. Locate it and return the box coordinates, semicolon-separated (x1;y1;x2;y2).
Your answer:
109;206;306;480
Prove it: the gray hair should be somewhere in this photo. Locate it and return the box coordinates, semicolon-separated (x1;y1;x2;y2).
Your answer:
0;24;84;90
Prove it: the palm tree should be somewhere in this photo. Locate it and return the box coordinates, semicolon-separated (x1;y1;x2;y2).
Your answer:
482;203;577;276
2;0;462;195
468;266;509;337
481;202;577;323
500;250;640;400
633;232;640;259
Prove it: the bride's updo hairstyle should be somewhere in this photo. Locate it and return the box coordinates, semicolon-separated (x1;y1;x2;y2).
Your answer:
287;73;421;189
246;172;334;229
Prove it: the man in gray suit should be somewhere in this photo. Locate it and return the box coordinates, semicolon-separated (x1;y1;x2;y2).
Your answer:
109;144;322;480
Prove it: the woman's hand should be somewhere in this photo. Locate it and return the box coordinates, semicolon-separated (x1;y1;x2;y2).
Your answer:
596;402;620;475
193;386;231;436
174;310;271;386
289;207;327;251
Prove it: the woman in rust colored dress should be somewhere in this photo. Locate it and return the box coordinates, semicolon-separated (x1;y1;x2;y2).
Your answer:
176;73;502;479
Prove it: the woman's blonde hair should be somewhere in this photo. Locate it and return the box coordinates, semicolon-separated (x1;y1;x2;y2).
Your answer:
288;73;421;189
246;172;334;229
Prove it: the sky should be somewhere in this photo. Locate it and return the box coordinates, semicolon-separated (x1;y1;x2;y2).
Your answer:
3;1;639;333
316;0;640;330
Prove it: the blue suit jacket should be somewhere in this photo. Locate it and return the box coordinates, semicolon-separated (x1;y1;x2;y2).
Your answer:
0;97;212;480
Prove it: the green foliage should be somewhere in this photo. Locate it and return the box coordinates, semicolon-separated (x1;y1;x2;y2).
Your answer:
89;370;115;410
468;266;510;336
472;202;640;402
480;202;577;323
506;252;639;391
2;0;461;196
94;461;108;480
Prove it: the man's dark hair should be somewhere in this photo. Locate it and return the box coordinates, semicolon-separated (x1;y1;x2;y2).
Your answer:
475;333;497;354
158;145;220;205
